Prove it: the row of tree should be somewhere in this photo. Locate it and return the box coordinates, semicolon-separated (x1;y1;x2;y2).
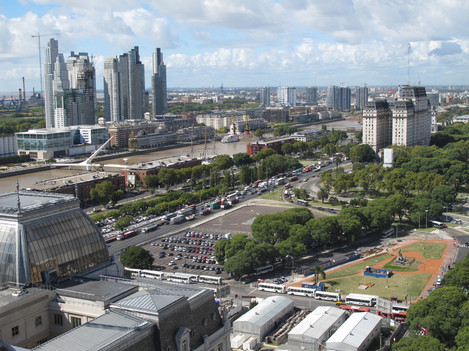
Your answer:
395;254;469;350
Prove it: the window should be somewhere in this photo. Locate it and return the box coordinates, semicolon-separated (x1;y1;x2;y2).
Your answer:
11;326;19;337
54;314;63;326
71;316;81;328
35;316;42;327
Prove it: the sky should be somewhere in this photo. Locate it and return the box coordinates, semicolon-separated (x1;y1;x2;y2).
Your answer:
0;0;468;93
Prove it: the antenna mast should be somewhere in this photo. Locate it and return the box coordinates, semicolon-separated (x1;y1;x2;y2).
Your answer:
407;43;411;85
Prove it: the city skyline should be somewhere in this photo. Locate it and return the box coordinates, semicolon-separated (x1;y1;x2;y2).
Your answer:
0;0;468;92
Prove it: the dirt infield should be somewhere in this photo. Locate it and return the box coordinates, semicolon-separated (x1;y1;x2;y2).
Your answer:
293;238;457;301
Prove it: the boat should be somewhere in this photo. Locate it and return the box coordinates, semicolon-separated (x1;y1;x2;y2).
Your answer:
221;134;239;143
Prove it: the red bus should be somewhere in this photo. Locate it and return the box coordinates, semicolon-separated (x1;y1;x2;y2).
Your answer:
339;305;370;312
105;236;117;243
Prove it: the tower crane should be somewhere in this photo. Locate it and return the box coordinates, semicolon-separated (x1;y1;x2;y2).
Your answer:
31;32;60;92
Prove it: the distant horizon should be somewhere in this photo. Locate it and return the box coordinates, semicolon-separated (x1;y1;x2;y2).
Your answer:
0;1;467;92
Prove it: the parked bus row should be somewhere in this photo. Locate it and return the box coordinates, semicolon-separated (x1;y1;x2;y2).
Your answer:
124;268;224;285
257;282;341;302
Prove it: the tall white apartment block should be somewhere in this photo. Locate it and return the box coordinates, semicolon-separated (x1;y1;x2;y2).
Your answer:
103;57;121;122
277;87;296;106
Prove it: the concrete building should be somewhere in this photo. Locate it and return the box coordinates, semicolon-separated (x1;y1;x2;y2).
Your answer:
104;47;146;121
247;137;295;156
362;85;431;151
277;87;296;106
287;306;347;350
260;87;271;107
15;126;109;160
292;128;322;142
355;86;368;111
261;107;289;123
151;48;167;117
0;135;17;157
0;191;110;286
326;86;351;112
232;296;294;345
325;312;382;351
306;87;318;105
43;39;96;128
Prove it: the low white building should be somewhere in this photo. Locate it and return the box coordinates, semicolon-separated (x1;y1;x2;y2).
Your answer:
288;306;347;350
325;312;382;351
232;296;294;345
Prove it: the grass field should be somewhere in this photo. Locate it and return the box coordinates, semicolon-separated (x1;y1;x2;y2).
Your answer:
324;272;432;301
324;254;394;280
259;186;287;202
383;258;422;272
400;242;446;259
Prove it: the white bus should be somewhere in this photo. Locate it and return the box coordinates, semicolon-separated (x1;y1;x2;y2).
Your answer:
255;265;274;275
258;282;286;293
142;224;158;233
166;273;198;284
124;267;141;277
140;270;165;280
392;303;409;313
314;291;341;302
345;293;377;307
286;286;316;297
198;275;223;285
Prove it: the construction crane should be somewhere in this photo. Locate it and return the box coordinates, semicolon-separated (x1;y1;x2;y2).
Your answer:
31;32;60;92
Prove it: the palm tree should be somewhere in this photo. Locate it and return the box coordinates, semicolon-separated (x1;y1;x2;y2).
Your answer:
317;187;329;203
313;264;326;285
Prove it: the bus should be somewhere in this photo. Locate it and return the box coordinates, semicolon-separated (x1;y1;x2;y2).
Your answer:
258;282;286;293
286;286;316;297
339;305;370;312
255;265;274;275
429;220;447;228
296;199;309;207
142;224;158;233
166;273;198;284
314;291;341;302
124;267;141;277
178;204;196;216
140;269;165;280
198;275;223;285
344;293;377;307
392;304;409;313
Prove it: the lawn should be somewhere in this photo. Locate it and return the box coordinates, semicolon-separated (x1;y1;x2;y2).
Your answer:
400;242;446;259
324;272;432;301
259;186;288;202
324;254;394;280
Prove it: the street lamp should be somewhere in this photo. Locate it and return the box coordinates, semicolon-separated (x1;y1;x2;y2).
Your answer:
425;210;428;230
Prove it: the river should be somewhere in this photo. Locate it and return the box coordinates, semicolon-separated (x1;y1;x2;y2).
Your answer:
1;119;362;193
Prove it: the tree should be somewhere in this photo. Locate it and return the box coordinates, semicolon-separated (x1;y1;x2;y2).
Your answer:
109;189;124;205
232;153;252;167
224;251;253;280
313;264;326;285
158;168;178;190
212;154;234;170
392;336;445;351
143;174;159;189
455;326;469;351
254;128;264;138
349;144;376;163
120;246;154;269
115;215;133;230
90;181;116;206
317;187;329;203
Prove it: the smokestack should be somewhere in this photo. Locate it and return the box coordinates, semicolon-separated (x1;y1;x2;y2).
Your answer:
19;89;22;101
22;77;26;101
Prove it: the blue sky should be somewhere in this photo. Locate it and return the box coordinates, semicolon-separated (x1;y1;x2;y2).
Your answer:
0;0;468;92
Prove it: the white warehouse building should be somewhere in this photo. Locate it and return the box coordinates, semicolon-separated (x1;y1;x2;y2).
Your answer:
232;296;294;347
287;306;347;350
325;312;382;351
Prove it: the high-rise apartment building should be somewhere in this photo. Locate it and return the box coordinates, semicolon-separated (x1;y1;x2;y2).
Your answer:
362;85;431;151
355;85;368;111
306;87;318;105
277;87;296;106
260;87;271;107
326;85;351;112
151;48;167;117
104;47;146;121
44;39;96;128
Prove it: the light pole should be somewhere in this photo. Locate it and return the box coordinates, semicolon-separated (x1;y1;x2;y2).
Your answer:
425;210;428;230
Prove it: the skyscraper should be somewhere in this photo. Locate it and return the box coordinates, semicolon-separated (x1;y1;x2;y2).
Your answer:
151;48;167;117
326;85;351;112
104;47;146;121
260;87;271;107
277;87;296;106
43;39;96;128
356;85;369;111
306;87;318;105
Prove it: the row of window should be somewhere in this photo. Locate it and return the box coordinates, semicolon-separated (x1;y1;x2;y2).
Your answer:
11;316;43;337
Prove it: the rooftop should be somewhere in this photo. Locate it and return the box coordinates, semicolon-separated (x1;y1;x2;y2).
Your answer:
56;280;138;303
235;295;294;327
0;191;77;215
32;310;154;351
288;306;346;340
326;312;382;348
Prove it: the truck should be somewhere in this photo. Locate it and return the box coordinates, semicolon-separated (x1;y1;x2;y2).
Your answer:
170;215;185;225
200;207;211;215
210;200;221;210
116;230;138;240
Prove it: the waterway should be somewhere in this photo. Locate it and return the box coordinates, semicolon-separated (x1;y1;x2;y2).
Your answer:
1;119;362;194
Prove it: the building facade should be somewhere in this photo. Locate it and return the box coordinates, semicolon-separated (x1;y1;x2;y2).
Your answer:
104;47;146;122
306;87;318;105
151;48;167;117
326;86;351;112
260;87;271;107
277;87;296;106
362;85;431;151
355;86;368;111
